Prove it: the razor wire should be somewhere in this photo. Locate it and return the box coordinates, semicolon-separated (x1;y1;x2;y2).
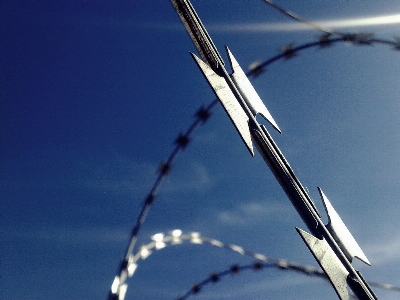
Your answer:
108;7;400;300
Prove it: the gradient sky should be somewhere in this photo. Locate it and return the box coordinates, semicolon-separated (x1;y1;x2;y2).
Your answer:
1;1;400;299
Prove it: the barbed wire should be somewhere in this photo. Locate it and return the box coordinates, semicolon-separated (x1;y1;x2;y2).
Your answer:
110;230;400;300
261;0;342;36
121;230;313;278
247;35;400;78
250;0;400;77
112;229;288;299
108;6;400;300
262;0;400;42
176;261;327;300
176;259;400;300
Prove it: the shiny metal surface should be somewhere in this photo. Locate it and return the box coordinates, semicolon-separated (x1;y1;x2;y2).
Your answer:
170;0;224;74
227;47;281;133
167;1;380;299
319;188;371;265
191;52;254;156
297;227;350;300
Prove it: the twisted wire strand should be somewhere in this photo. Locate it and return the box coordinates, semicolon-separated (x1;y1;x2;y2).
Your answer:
261;0;400;42
120;230;400;300
177;262;400;300
261;0;339;36
177;260;400;300
248;36;400;78
108;33;400;299
176;261;326;300
124;230;305;277
108;100;218;299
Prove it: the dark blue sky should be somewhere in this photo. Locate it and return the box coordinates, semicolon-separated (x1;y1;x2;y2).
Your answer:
1;1;400;299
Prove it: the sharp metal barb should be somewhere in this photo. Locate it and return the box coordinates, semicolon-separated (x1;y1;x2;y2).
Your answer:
108;2;399;297
170;1;381;299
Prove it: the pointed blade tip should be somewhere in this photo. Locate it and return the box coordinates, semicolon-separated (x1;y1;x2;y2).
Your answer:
191;52;254;156
318;187;371;266
226;48;282;135
296;227;350;300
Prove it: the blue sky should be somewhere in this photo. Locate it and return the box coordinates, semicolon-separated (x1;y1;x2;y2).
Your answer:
1;1;400;299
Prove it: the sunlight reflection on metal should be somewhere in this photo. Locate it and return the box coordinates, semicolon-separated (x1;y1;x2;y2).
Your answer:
172;230;183;244
117;230;400;299
127;262;137;277
111;276;120;294
175;1;382;297
209;239;224;247
172;229;182;237
172;237;183;245
127;230;280;280
108;8;400;296
277;259;289;268
229;244;245;255
209;15;400;33
140;247;151;259
155;241;166;249
262;0;400;35
190;232;203;244
118;284;127;300
247;35;400;79
319;14;400;28
152;233;164;242
253;253;268;261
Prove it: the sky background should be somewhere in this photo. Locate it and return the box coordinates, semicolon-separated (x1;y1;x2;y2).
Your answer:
1;1;400;299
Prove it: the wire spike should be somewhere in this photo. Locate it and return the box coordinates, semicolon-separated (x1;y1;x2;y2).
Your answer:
318;33;333;47
195;106;211;122
158;161;171;176
145;193;155;205
253;261;263;270
230;264;240;274
210;273;219;282
191;284;201;294
281;43;297;59
175;133;190;148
